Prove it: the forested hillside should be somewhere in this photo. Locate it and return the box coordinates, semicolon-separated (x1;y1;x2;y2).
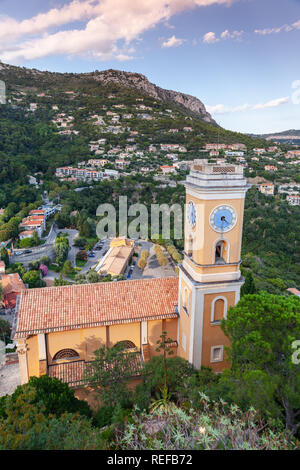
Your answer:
0;63;299;295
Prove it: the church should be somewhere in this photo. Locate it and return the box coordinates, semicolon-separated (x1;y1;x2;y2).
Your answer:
13;160;249;394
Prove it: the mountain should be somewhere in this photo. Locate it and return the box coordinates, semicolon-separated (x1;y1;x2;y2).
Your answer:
0;62;214;124
87;69;215;123
0;61;270;190
250;129;300;144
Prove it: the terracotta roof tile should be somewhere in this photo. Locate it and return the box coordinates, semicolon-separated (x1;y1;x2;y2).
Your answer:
14;277;178;338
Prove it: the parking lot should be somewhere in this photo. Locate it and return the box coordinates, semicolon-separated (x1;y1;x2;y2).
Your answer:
79;238;111;273
125;241;177;280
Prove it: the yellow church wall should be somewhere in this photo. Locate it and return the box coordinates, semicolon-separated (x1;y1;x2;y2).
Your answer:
26;335;39;378
184;256;240;276
148;320;163;357
177;277;191;362
47;329;84;364
201;291;235;372
109;322;140;350
83;326;107;360
164;318;178;341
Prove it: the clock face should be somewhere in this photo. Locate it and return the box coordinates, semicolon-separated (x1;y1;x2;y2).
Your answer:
209;205;237;233
187;201;196;228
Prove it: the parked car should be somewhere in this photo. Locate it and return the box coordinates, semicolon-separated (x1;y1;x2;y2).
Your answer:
23;250;32;254
88;253;95;258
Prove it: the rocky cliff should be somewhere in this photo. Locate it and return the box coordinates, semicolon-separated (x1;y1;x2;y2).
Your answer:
89;69;215;123
0;62;214;123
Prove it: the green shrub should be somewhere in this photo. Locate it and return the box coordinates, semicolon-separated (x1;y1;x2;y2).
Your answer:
95;406;114;428
116;398;297;450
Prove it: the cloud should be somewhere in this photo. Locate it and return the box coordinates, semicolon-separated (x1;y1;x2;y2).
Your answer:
254;20;300;35
207;103;250;114
161;35;185;48
203;32;219;43
203;28;243;43
220;29;244;40
252;96;289;110
207;97;289;115
0;0;238;63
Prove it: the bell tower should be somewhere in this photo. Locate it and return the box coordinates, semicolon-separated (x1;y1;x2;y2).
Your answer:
177;160;250;371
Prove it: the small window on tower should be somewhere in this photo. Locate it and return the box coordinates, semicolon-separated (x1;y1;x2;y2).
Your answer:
213;299;224;323
211;297;227;324
210;345;224;363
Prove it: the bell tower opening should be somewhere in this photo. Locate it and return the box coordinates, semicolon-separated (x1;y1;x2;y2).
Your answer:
214;240;227;264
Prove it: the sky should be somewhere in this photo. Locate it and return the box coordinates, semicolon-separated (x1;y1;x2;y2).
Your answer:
0;0;300;134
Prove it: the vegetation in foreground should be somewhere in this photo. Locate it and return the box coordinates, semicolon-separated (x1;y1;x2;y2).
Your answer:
0;291;299;450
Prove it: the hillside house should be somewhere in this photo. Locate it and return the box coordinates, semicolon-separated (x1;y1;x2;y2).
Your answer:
286;194;300;206
264;165;278;172
259;182;275;196
160;165;177;175
0;273;26;310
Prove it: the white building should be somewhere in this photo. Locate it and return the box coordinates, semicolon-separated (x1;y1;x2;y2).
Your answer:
286;194;300;206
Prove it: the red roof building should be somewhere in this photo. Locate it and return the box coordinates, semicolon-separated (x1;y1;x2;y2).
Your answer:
0;273;26;310
14;277;178;338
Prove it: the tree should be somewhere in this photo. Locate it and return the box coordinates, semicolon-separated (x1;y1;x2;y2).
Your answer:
5;262;26;278
0;318;11;344
150;331;175;411
54;274;70;286
79;220;92;238
222;291;300;436
74;273;87;284
39;264;48;277
140;250;149;259
62;260;74;277
76;250;88;261
0;247;9;268
22;270;46;288
7;375;91;418
241;271;257;296
137;258;146;269
39;255;51;267
55;237;69;265
0;376;101;450
83;343;140;408
73;237;86;248
86;270;101;283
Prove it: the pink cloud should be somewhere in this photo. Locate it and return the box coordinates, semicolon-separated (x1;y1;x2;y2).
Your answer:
0;0;239;63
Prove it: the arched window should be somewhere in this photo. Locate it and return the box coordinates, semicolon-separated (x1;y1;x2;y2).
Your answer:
214;239;229;264
53;349;79;361
211;297;228;324
113;340;137;351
